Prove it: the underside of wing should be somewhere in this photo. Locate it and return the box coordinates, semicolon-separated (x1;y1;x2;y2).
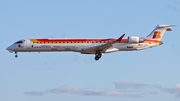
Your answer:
81;34;125;54
81;43;112;54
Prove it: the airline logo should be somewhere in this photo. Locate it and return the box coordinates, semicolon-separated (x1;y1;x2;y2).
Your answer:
152;31;161;39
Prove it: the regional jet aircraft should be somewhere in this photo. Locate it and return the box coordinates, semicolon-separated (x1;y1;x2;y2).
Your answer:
6;24;174;60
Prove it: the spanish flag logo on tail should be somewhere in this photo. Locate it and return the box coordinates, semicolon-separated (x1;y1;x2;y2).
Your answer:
152;31;161;39
145;24;174;41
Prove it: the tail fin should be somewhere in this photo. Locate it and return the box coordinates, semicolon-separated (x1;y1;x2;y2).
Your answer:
145;24;174;41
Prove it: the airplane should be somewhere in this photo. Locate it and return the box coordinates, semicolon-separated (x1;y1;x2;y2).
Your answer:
6;24;174;61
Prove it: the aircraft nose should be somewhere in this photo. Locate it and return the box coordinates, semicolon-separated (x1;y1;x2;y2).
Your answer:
6;45;14;51
6;46;11;50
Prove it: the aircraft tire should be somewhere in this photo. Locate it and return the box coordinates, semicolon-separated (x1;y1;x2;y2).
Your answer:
95;56;99;61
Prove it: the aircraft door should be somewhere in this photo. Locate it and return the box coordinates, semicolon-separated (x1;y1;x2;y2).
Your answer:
25;39;32;49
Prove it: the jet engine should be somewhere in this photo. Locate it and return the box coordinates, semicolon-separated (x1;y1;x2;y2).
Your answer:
128;36;144;43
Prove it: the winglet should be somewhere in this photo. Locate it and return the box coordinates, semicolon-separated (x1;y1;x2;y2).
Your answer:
116;34;125;42
110;34;125;44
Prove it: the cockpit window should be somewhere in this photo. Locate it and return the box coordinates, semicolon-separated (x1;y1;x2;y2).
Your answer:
14;40;24;44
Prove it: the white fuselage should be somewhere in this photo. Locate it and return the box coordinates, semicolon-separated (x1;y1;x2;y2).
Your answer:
7;38;161;54
6;24;172;60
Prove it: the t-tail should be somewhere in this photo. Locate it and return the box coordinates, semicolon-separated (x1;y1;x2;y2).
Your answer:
145;24;175;41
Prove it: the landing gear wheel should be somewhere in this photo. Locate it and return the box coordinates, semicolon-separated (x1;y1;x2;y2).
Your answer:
15;51;18;58
95;56;100;61
94;51;102;61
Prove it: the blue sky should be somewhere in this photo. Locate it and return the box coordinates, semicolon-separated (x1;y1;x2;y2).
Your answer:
1;0;180;101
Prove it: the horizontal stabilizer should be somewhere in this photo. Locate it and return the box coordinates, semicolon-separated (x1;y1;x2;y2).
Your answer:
157;25;176;28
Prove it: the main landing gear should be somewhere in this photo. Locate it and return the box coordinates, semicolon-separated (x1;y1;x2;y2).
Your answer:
15;51;18;58
95;51;102;61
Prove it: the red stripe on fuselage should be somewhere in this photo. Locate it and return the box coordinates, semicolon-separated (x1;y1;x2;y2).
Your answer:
36;39;129;43
35;38;159;43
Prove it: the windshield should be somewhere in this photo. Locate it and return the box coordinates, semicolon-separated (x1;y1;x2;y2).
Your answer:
14;40;24;44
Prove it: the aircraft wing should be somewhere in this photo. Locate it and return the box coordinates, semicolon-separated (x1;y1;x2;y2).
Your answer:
81;34;125;54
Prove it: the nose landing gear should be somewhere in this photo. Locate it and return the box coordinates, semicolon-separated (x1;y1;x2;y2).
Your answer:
15;52;18;58
95;51;102;61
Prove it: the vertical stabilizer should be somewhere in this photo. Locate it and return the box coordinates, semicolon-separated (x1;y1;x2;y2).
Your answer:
145;24;173;41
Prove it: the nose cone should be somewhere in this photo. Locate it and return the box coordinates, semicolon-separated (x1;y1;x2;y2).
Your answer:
6;45;14;52
6;46;11;50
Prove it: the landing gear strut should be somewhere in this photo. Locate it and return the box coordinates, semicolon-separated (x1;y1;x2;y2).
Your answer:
95;51;102;61
15;52;18;58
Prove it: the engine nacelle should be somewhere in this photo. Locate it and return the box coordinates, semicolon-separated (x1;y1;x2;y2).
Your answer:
128;36;144;43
